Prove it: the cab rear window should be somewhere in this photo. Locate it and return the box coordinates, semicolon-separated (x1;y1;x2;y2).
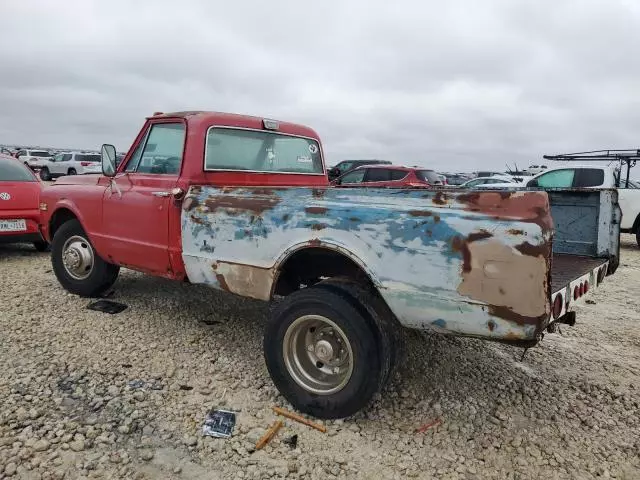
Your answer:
205;128;323;174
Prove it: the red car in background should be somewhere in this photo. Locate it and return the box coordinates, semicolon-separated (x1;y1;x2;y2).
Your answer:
331;165;444;187
0;154;48;251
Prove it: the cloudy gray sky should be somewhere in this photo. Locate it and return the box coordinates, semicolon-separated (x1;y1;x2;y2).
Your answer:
1;0;639;172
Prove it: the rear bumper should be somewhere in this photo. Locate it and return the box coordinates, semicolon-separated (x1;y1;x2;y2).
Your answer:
549;258;609;324
0;210;45;243
0;232;44;244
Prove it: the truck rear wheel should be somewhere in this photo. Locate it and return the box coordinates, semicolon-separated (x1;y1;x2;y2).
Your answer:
264;286;385;419
51;219;119;297
315;278;403;388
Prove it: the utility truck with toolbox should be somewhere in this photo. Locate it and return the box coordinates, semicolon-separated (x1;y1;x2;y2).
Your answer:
39;111;621;419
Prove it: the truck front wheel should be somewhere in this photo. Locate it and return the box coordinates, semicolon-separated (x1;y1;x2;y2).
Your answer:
51;219;119;297
264;286;385;419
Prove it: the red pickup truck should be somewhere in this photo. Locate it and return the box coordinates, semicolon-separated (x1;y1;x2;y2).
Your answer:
40;111;620;418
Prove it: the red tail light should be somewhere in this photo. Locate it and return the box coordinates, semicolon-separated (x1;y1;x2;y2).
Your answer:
574;286;579;300
80;162;91;166
552;294;563;319
584;281;589;293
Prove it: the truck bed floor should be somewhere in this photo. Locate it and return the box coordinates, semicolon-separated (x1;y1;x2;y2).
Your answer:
551;254;606;293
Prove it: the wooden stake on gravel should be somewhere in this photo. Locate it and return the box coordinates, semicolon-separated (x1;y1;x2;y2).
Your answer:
255;420;283;450
272;406;327;433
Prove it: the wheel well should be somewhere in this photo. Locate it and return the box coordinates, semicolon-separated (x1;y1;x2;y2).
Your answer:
49;208;78;239
632;213;640;233
273;247;376;296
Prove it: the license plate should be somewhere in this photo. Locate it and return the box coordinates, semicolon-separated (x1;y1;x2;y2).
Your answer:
0;219;27;232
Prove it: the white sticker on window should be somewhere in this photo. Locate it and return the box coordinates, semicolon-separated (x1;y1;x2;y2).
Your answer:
308;144;318;154
297;156;312;163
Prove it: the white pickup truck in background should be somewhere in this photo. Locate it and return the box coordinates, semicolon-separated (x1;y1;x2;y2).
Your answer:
478;164;640;246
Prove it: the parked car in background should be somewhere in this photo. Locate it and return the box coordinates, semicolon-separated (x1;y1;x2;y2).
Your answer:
17;149;53;170
331;165;444;187
526;165;548;174
328;159;392;181
442;173;473;186
39;152;102;180
459;175;517;188
0;147;15;156
0;154;48;251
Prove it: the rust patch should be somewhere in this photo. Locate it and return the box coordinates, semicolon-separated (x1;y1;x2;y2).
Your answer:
215;273;230;292
348;217;361;222
451;236;471;273
467;231;493;243
305;206;328;215
487;320;496;331
204;194;280;215
507;228;525;235
408;210;432;217
183;196;200;211
458;191;553;235
311;223;327;231
488;305;546;327
434;215;440;223
282;213;291;222
457;238;549;325
308;239;322;247
190;214;205;225
250;188;276;195
433;191;447;205
212;261;274;300
312;189;326;198
515;241;548;258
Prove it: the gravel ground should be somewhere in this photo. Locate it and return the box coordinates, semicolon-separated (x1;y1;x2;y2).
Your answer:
0;235;639;480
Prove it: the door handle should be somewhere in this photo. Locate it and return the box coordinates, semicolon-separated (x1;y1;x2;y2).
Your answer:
151;191;171;197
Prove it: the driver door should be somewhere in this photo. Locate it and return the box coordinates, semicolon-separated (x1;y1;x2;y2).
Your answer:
100;120;186;275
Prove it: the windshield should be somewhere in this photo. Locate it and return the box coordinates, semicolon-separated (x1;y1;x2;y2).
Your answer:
416;170;442;183
31;151;51;157
0;158;36;181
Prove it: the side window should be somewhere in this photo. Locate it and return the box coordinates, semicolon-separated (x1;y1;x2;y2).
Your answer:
131;123;185;175
337;162;353;173
531;169;575;188
17;150;26;157
63;154;72;161
389;169;408;181
574;168;604;187
340;169;366;184
365;169;391;182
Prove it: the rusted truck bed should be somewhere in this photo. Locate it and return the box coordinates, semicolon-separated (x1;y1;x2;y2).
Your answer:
551;254;607;293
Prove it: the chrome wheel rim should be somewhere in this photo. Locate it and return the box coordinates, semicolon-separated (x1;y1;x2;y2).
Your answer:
61;235;94;280
283;315;354;395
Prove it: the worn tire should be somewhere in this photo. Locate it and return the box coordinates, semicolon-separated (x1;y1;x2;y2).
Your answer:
51;219;119;297
264;286;385;419
636;230;640;248
33;241;50;252
315;278;404;388
39;167;51;181
68;168;77;175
